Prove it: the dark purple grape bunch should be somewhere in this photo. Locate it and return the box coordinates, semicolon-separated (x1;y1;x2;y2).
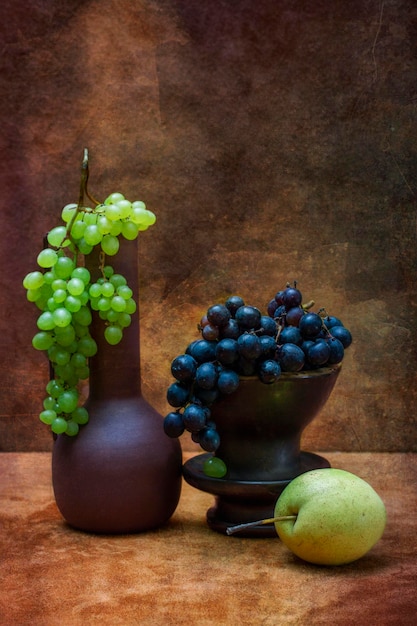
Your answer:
163;284;352;464
267;282;352;372
163;295;283;455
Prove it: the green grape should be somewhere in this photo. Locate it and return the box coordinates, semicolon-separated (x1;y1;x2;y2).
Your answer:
101;234;119;256
100;281;115;297
117;285;133;300
23;271;45;290
90;297;100;311
130;207;148;225
26;288;42;302
37;311;56;331
65;420;79;436
54;363;77;386
121;221;139;240
97;297;111;311
71;406;89;425
34;286;53;311
104;325;123;345
117;312;132;328
132;200;146;209
73;322;89;337
75;365;90;379
116;199;132;219
47;344;59;362
52;307;72;328
71;219;87;239
97;215;113;234
43;271;55;284
56;389;78;413
46;379;65;398
144;210;156;225
53;288;67;303
43;396;57;411
61;203;78;223
104;204;121;221
70;353;87;369
73;306;92;326
67;277;85;296
77;336;98;357
67;341;79;354
71;266;91;284
32;331;54;351
103;265;114;278
89;283;102;298
77;238;94;255
54;325;76;346
51;278;67;291
110;295;126;312
83;224;102;246
109;273;127;289
203;456;227;478
54;348;71;366
37;248;58;268
39;409;57;425
105;192;125;205
51;417;68;434
47;226;68;248
46;297;59;312
34;297;49;311
79;290;89;305
54;256;75;279
124;298;137;315
83;211;98;225
106;308;120;323
65;295;82;312
130;205;155;227
109;221;123;236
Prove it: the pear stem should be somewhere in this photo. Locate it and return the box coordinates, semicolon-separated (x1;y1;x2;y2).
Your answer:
226;515;297;536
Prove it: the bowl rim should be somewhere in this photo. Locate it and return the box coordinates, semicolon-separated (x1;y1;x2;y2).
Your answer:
238;363;341;382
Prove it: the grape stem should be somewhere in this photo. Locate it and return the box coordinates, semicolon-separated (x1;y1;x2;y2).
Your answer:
226;515;297;535
66;148;101;253
80;148;101;206
302;300;315;311
98;250;107;278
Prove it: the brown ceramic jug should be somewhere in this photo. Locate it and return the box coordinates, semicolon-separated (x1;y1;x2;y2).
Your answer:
52;238;182;533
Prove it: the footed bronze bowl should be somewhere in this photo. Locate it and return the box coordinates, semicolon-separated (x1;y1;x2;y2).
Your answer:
183;364;341;536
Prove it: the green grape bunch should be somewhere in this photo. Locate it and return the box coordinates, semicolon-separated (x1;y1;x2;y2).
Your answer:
23;150;156;437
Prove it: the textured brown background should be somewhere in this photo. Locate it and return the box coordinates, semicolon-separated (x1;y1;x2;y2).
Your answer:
0;0;416;452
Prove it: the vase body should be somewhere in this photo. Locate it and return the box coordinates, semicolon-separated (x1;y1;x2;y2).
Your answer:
183;365;340;536
52;240;182;533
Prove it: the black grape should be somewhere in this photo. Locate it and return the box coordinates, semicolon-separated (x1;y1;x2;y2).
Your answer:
171;354;197;382
182;403;207;432
235;305;262;330
163;412;185;438
225;295;245;316
329;325;352;348
278;343;305;371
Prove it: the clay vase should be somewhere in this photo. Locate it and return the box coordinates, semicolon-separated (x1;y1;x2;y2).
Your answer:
52;239;182;534
183;365;340;536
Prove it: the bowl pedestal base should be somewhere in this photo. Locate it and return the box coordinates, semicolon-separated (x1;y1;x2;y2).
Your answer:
183;451;330;537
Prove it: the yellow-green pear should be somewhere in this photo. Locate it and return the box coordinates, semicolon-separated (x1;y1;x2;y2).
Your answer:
274;468;386;566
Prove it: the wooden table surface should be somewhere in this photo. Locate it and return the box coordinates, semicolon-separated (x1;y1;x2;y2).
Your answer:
1;451;416;625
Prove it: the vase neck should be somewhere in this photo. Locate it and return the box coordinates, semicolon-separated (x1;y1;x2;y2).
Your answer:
86;239;142;400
